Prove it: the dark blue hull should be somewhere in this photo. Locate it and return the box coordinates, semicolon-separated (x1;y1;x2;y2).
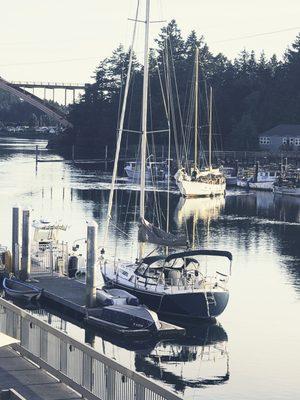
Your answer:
104;279;229;319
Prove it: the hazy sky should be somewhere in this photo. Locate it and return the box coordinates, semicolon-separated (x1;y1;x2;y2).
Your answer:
1;0;300;85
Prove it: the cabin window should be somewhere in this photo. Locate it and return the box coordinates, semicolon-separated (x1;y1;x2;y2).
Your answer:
259;137;270;145
289;138;294;144
282;137;288;145
294;138;300;146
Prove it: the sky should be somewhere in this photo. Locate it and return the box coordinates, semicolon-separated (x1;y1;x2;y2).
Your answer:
1;0;300;87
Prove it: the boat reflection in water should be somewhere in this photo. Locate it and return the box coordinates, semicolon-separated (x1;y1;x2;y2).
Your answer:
135;322;229;394
175;196;225;227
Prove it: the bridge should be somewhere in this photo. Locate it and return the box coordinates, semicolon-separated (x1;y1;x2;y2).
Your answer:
0;77;89;128
9;81;88;105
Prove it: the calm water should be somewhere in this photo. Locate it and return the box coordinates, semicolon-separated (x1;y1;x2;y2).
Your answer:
0;137;300;400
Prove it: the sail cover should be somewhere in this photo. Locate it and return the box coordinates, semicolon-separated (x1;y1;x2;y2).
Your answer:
138;218;187;247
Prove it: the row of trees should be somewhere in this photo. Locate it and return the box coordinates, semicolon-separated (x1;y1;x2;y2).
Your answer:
0;90;61;128
69;20;300;152
3;21;300;151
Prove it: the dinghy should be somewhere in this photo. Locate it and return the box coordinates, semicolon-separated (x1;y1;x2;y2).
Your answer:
85;304;161;337
3;278;43;301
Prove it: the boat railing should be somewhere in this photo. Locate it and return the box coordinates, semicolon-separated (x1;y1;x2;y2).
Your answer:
0;297;182;400
30;242;69;277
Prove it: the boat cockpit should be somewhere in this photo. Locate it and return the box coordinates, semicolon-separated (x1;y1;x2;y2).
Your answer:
133;250;232;291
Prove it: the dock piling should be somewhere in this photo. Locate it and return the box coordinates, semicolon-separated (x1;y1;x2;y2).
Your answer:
12;206;21;275
86;221;98;308
21;208;31;280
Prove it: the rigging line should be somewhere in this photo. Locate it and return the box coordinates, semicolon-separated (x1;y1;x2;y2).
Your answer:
103;0;140;247
165;37;171;238
213;26;300;44
0;56;99;67
109;221;131;238
162;38;181;168
168;36;187;164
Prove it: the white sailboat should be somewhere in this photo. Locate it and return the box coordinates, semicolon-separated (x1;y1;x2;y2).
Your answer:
175;49;226;198
101;0;232;320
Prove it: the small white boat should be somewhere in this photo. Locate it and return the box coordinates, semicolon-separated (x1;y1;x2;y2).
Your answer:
175;168;226;197
248;170;279;191
124;161;166;181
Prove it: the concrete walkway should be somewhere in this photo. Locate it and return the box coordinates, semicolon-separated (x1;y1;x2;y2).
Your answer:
0;346;82;400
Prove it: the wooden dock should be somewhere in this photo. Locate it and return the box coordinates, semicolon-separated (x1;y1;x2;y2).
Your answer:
0;346;82;400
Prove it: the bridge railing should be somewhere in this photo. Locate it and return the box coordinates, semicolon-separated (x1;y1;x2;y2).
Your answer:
0;298;181;400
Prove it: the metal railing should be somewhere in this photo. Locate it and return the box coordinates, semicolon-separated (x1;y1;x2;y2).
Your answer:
0;298;182;400
30;243;69;276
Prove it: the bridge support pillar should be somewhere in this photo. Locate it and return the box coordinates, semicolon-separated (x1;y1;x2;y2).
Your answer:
65;89;67;106
73;89;75;103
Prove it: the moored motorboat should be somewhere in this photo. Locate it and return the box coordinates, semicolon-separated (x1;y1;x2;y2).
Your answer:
3;277;43;301
273;170;300;196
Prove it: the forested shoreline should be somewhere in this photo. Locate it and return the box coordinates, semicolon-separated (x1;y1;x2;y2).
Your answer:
2;20;300;152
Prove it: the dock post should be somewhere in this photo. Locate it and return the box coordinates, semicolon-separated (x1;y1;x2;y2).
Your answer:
21;208;31;280
86;221;98;308
105;145;108;171
35;145;39;165
72;144;75;164
12;206;21;275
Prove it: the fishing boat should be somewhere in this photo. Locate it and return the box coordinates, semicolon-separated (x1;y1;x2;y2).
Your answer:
31;219;69;275
248;163;279;191
101;0;232;320
174;51;226;197
3;277;43;301
273;170;300;196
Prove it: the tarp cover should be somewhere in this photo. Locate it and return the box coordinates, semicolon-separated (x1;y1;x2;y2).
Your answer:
138;218;187;247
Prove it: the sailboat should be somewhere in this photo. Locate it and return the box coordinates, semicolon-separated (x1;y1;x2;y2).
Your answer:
101;0;232;320
175;49;226;197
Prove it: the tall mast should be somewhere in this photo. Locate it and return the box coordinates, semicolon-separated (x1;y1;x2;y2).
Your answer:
140;0;150;221
194;47;199;168
103;0;140;248
209;86;213;170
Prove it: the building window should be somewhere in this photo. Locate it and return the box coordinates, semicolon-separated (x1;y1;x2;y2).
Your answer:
294;138;300;146
259;137;270;145
282;137;288;145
